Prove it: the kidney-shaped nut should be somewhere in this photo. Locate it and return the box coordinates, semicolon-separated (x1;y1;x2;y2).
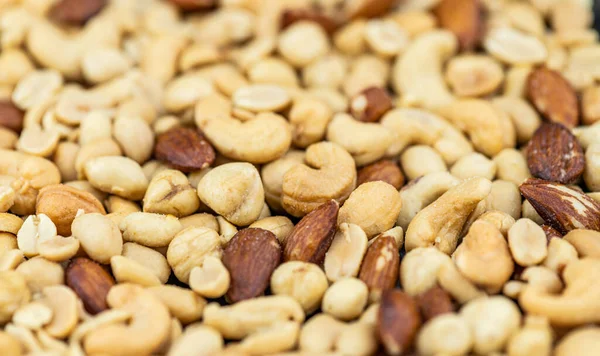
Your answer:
405;177;492;254
84;156;149;200
0;271;31;324
120;212;182;248
282;142;356;217
167;227;222;284
324;223;368;282
261;150;305;212
563;229;600;258
322;278;369;321
270;261;328;314
417;313;473;356
508;218;548;266
484;27;548;65
445;55;504;97
197;162;264;226
189;256;230;299
142;169;199;217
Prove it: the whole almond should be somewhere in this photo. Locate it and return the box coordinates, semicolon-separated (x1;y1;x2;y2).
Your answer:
36;184;106;236
357;160;405;189
526;122;585;184
350;87;393;123
49;0;107;25
222;228;282;303
358;234;399;301
0;100;24;133
66;257;115;315
345;0;398;20
154;127;215;173
415;285;454;322
520;178;600;234
378;289;422;355
168;0;216;10
284;200;339;265
526;67;579;128
281;8;338;35
542;224;563;243
434;0;483;51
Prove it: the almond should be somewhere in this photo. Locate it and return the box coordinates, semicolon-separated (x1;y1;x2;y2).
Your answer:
542;224;563;243
66;257;115;315
49;0;107;25
526;67;580;128
284;200;339;265
345;0;398;20
415;285;454;322
168;0;216;11
154;127;215;173
357;160;405;189
520;178;600;234
358;234;399;301
349;87;393;123
434;0;483;51
377;289;422;355
281;8;338;35
0;100;24;133
526;122;585;184
36;184;106;237
222;228;282;303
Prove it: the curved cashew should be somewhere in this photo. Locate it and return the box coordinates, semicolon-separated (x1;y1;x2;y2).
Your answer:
564;229;600;258
405;177;492;254
520;266;563;294
326;113;393;166
392;30;457;110
438;99;516;157
380;108;473;165
261;150;305;213
555;327;600;356
281;142;356;217
84;284;171;355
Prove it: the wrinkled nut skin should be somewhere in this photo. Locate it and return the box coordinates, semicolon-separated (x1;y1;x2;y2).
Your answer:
378;289;422;355
222;228;282;303
284;200;338;265
520;178;600;234
65;257;115;315
50;0;107;25
357;159;404;189
434;0;483;51
0;100;23;133
36;184;106;236
526;67;580;128
281;8;338;35
350;87;393;123
358;234;399;301
154;127;215;173
415;285;454;322
526;123;584;184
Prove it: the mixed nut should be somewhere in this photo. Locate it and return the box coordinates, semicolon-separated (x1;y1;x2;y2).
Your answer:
1;0;600;355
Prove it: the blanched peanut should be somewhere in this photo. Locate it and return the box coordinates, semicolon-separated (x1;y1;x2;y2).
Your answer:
445;55;504;97
270;261;328;314
322;278;368;321
122;242;170;284
71;213;122;264
278;22;330;68
543;238;578;274
493;148;532;186
450;153;497;180
289;97;332;148
249;216;294;245
417;314;473;355
111;255;161;287
148;285;205;324
15;257;63;293
84;156;149;200
113;117;154;164
324;223;368;282
167;227;222;284
508;219;548;266
485;180;522;219
0;271;30;324
400;145;447;180
167;325;223;356
189;256;230;299
106;196;140;214
120;212;182;248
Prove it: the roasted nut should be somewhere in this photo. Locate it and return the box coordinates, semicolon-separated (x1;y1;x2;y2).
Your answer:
543;237;578;274
434;0;482;51
278;22;330;68
377;289;421;355
0;100;23;133
324;223;368;282
167;227;222;284
451;152;497;180
484;27;548;65
65;257;114;315
261;150;305;212
270;261;328;314
401;145;447;181
526;67;579;128
154;127;215;173
322;278;368;321
143;169;200;217
84;156;149;200
189;256;230;299
41;285;78;338
49;0;107;25
0;271;30;324
349;87;393;123
358;234;399;302
415;285;454;322
288;97;332;148
492;96;542;145
493;148;532;186
249;216;294;245
357;160;404;189
12;301;52;329
563;229;600;258
148;285;205;324
445;55;503;97
119;212;182;248
417;313;472;355
508;218;548;266
15;256;63;294
123;242;170;284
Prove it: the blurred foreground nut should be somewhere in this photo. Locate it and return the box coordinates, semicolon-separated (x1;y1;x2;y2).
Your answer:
167;324;223;356
222;228;282;303
350;87;392;122
72;213;123;264
190;256;230;299
563;229;600;258
0;271;30;324
507;315;553;356
0;331;20;356
84;156;149;200
50;0;107;25
281;8;338;35
434;0;482;51
148;285;205;324
415;285;454;322
0;100;23;133
526;67;579;128
445;55;503;97
555;326;600;356
41;285;79;338
358;234;399;302
168;0;215;10
417;314;472;356
345;0;398;19
143;169;200;217
120;212;183;248
12;300;52;329
154;127;215;173
270;261;328;314
377;289;421;355
299;313;345;352
167;227;222;284
15;256;63;293
278;22;330;68
36;184;106;236
357;159;404;189
65;257;114;315
322;278;368;321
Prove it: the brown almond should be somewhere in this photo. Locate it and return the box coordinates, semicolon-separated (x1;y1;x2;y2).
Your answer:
281;8;338;35
542;224;563;243
415;285;454;322
358;234;399;301
49;0;107;25
0;100;24;133
36;184;106;237
222;228;282;303
526;67;580;129
154;127;215;173
350;87;393;123
357;160;405;189
520;178;600;234
284;200;339;265
378;289;422;355
526;122;585;184
168;0;216;11
66;257;115;315
345;0;398;20
434;0;483;51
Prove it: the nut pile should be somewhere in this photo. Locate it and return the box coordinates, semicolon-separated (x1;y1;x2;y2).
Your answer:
1;0;600;355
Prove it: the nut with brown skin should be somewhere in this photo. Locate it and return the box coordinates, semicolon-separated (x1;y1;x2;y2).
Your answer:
357;159;404;189
526;123;585;184
542;224;563;243
49;0;107;26
65;257;115;315
168;0;216;11
415;285;454;322
377;289;422;355
0;100;23;133
434;0;483;51
281;8;339;35
526;67;580;128
154;127;215;173
284;200;339;265
222;228;282;303
358;234;399;302
349;87;393;123
345;0;399;20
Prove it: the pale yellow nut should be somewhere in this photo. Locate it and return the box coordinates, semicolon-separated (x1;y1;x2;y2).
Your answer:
485;180;522;220
72;213;122;264
84;156;149;200
543;238;578;274
493;149;532;187
12;301;52;330
322;278;368;321
143;169;200;218
123;242;170;284
167;227;222;284
11;69;63;110
503;2;545;36
0;127;17;150
334;20;367;56
298;313;345;352
250;216;294;245
189;256;230;299
401;145;447;180
119;212;183;248
289;97;332;148
0;48;34;86
261;150;305;212
41;285;78;339
53;142;79;182
106;196;140;214
278;21;330;68
508;218;548;266
216;216;237;246
167;325;224;356
148;285;205;324
0;270;30;324
555;327;600;356
302;54;348;90
16;214;54;258
445;55;504;97
484;27;548;65
364;19;408;57
141;35;188;85
437;261;486;304
450;152;497;180
248;57;299;87
492;96;541;144
82;47;132;84
113;116;154;164
232;84;291;113
163;73;215;113
37;236;79;263
16;125;60;157
75;138;123;180
1;213;23;236
417;314;473;356
343;55;389;97
270;261;328;314
180;213;219;232
111;255;161;287
324;223;368;282
15;257;63;294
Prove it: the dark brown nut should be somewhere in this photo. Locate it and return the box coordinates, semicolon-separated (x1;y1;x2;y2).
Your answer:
358;234;399;301
526;67;579;129
357;160;404;189
345;0;398;20
542;224;563;243
434;0;483;51
283;200;338;265
222;228;282;303
281;8;338;35
415;285;454;322
349;87;393;123
168;0;216;10
0;100;23;134
520;178;600;234
49;0;107;25
65;257;115;315
154;127;215;173
526;123;585;184
378;289;422;355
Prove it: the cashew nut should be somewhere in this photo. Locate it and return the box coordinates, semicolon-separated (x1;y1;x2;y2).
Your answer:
563;229;600;258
